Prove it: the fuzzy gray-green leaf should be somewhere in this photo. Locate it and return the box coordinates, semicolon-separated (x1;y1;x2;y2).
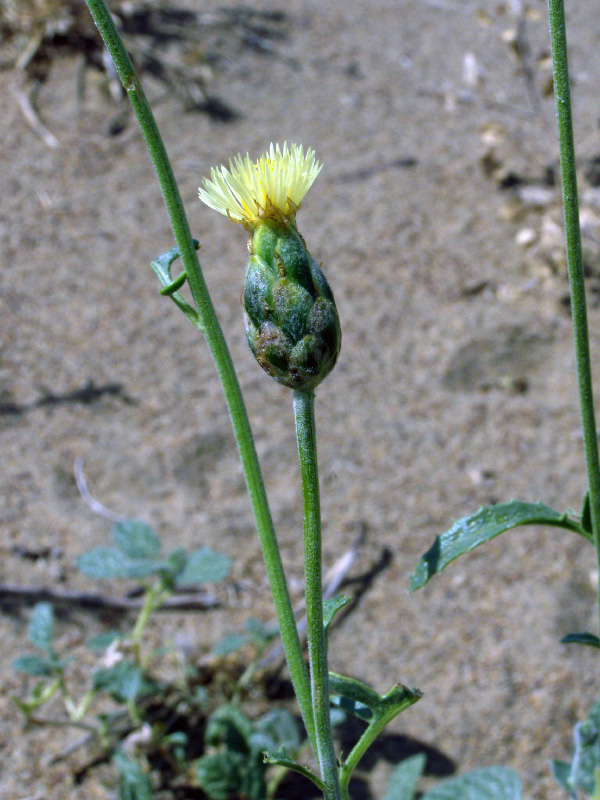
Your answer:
112;519;161;560
421;767;522;800
383;754;427;800
28;602;54;652
176;547;231;586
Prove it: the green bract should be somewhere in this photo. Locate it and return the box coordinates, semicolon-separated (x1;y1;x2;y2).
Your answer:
244;220;341;390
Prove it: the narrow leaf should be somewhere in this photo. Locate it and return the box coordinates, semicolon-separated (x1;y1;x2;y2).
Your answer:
112;519;161;560
28;602;54;652
263;748;324;791
383;754;427;800
323;595;351;632
561;632;600;648
329;672;382;713
421;767;522;800
582;491;592;535
410;501;588;591
150;242;203;328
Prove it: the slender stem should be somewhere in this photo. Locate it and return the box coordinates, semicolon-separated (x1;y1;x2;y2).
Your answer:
293;390;341;800
83;0;315;752
548;0;600;627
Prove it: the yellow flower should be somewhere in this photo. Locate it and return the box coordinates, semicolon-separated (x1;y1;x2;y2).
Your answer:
198;142;321;228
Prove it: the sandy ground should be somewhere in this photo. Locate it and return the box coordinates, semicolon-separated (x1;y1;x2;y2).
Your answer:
3;0;600;797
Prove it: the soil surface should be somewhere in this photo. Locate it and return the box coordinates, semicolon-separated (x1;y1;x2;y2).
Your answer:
3;1;600;798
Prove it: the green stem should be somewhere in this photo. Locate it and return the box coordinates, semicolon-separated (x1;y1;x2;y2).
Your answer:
293;390;342;800
83;0;315;753
548;0;600;628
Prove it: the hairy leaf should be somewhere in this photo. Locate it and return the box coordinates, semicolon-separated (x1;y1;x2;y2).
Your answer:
112;520;161;560
176;547;231;586
383;754;427;800
28;602;54;652
421;767;522;800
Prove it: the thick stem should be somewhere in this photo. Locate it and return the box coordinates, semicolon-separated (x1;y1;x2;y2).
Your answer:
293;390;342;800
548;0;600;627
83;0;315;752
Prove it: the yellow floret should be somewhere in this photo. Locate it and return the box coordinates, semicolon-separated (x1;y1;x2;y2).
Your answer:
198;142;321;227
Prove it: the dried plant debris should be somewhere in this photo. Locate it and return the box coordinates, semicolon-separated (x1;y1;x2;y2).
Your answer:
1;0;293;117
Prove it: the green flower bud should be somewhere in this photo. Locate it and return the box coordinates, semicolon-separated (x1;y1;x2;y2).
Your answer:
244;221;341;390
198;142;341;390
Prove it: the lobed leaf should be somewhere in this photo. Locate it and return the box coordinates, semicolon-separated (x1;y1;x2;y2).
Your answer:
410;501;588;591
93;661;158;704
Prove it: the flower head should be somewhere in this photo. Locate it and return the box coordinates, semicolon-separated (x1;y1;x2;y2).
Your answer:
198;142;321;228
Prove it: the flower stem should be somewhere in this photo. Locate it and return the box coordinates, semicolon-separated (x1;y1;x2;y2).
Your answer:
83;0;315;752
293;390;341;800
548;0;600;628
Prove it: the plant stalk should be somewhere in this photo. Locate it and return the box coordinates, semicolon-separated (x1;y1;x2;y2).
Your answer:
293;390;342;800
548;0;600;628
83;0;315;752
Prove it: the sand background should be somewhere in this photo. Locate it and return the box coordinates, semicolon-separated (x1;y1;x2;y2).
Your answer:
3;0;600;797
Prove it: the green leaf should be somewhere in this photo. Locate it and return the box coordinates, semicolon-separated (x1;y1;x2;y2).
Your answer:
245;616;279;647
28;602;54;652
212;633;246;657
12;654;56;677
565;699;600;796
205;705;253;754
113;750;154;800
410;501;588;591
77;546;132;579
86;630;124;652
421;767;522;800
195;752;249;800
251;708;300;755
176;547;232;586
383;754;427;800
93;661;158;704
77;547;159;580
150;242;203;329
323;595;351;632
561;632;600;649
263;747;324;791
112;520;161;560
582;491;593;535
551;760;574;795
329;673;422;725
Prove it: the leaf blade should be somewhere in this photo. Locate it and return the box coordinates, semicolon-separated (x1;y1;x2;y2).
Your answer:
410;501;588;591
